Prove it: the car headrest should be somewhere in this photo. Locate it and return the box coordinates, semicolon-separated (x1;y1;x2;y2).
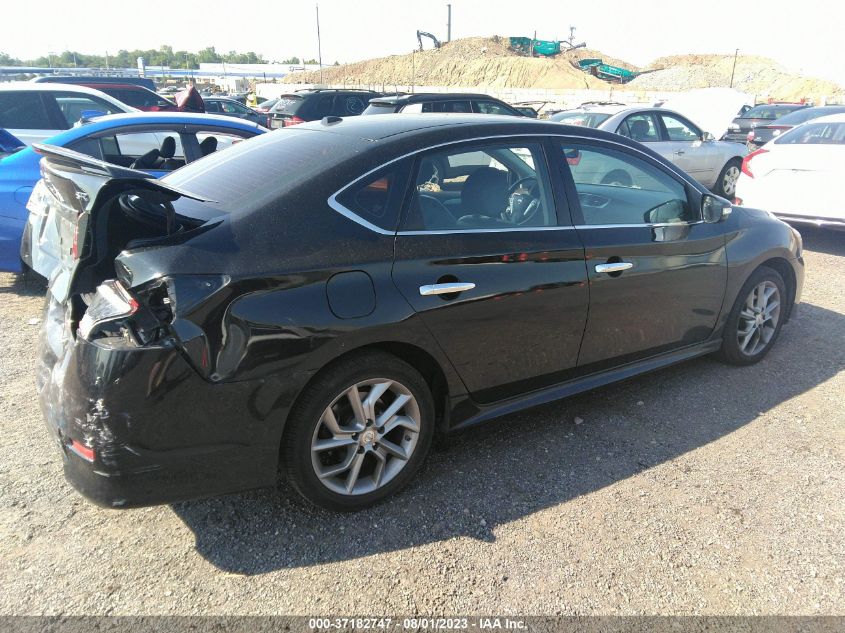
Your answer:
199;136;218;156
160;136;176;158
461;167;508;215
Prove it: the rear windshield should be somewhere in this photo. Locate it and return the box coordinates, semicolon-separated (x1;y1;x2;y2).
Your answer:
774;107;845;126
363;102;396;115
550;111;611;127
161;127;361;216
774;121;845;145
743;105;803;120
271;95;304;114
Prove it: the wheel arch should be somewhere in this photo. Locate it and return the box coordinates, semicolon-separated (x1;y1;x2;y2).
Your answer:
285;341;455;441
758;256;797;321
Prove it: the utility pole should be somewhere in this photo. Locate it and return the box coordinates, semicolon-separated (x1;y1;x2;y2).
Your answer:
447;4;452;42
730;48;739;88
316;3;323;84
105;51;109;70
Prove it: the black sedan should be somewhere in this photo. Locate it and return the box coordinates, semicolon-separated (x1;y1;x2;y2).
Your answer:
202;97;268;127
723;103;808;142
32;115;804;511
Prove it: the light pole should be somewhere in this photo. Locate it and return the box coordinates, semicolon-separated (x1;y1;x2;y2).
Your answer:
730;48;739;89
316;3;323;85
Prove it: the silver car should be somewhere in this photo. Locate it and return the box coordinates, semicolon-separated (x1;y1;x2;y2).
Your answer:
551;106;747;198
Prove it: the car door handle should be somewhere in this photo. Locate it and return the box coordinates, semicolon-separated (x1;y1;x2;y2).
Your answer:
595;262;633;274
675;150;685;155
419;282;476;296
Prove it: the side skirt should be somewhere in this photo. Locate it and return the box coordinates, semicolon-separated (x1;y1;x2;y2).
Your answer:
447;339;723;431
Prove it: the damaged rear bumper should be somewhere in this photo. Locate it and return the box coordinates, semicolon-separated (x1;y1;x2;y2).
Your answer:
36;298;309;508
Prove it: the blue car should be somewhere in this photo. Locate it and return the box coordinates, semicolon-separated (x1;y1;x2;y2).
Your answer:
1;112;267;274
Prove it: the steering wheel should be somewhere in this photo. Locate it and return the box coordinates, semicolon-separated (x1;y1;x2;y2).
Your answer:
503;176;541;225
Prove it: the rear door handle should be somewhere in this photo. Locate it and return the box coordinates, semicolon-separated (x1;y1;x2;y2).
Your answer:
419;282;476;296
675;150;685;155
595;262;633;274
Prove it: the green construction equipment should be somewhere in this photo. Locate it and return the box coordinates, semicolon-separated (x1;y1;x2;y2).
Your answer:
576;58;639;84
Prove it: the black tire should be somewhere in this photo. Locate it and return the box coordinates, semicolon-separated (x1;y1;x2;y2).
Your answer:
281;350;435;511
715;158;742;199
717;266;787;366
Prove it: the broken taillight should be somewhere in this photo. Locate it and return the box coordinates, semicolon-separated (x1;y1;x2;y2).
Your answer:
78;280;139;340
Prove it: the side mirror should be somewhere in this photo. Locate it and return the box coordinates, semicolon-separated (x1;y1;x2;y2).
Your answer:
702;194;732;223
701;131;715;142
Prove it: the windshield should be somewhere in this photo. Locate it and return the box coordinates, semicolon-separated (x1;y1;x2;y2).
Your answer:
271;95;304;114
550;111;611;127
774;121;845;145
743;105;802;120
362;102;396;115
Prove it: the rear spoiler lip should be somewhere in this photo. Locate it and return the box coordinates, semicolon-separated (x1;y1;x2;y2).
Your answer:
32;143;218;204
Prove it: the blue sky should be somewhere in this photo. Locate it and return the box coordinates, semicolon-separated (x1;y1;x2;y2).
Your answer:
3;0;843;85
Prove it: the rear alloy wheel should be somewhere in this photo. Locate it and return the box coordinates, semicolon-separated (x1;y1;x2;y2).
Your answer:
716;158;742;199
282;351;434;511
718;266;787;365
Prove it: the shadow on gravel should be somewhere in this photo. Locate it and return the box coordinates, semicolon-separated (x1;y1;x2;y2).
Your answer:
0;272;47;296
799;226;845;257
172;301;845;574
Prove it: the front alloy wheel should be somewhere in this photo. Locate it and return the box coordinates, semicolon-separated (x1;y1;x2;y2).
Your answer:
718;159;742;198
737;280;781;357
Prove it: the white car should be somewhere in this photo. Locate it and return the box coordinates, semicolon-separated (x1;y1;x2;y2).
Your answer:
551;105;747;198
0;83;135;146
735;113;845;230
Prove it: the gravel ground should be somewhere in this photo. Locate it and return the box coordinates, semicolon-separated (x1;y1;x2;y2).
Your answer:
0;228;843;616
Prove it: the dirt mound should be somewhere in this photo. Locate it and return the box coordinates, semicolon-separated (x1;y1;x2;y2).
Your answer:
284;36;612;90
631;54;845;101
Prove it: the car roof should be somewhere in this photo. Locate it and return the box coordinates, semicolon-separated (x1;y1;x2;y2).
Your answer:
556;104;630;116
0;82;122;97
290;112;624;143
371;93;499;105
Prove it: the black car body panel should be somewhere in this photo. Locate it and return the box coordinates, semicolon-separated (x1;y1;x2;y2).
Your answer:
32;114;804;507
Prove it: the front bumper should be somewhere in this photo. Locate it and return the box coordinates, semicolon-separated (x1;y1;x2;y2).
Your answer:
37;299;309;508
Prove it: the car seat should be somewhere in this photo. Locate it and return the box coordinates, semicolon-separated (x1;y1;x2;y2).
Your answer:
199;136;218;156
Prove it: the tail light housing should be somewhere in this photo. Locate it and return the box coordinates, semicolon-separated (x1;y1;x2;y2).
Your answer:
741;148;768;178
79;280;140;340
283;116;305;127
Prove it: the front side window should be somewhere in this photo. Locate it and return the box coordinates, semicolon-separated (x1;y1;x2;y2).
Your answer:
617;113;660;143
52;92;122;127
96;132;184;170
561;143;692;226
193;129;252;156
660;114;701;141
0;92;53;129
403;143;555;231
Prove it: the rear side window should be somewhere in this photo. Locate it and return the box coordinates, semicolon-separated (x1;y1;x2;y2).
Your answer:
473;100;515;115
0;92;53;129
617;113;660;142
52;92;123;127
421;100;472;113
340;95;368;116
335;161;411;231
